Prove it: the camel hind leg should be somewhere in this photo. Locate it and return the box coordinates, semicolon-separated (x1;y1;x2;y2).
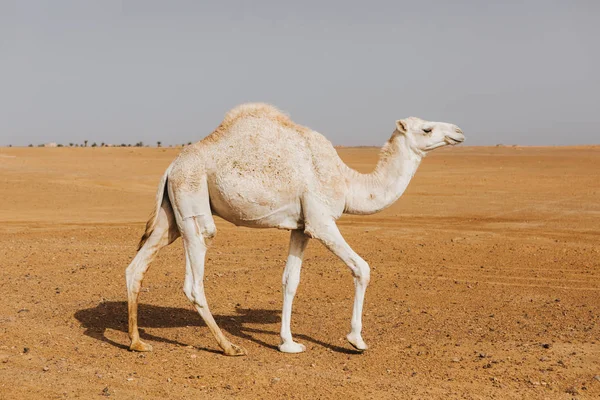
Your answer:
126;199;179;351
170;178;246;356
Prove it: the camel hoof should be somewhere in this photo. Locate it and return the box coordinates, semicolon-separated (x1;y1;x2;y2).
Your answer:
224;343;247;357
129;340;153;352
278;341;306;354
347;333;368;351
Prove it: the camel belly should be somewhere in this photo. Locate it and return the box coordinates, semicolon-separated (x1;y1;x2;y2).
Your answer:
207;178;303;230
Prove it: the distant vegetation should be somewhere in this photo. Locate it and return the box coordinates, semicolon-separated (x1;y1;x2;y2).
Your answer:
8;142;189;148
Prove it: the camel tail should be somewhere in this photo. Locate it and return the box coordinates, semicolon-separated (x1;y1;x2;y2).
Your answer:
137;165;173;251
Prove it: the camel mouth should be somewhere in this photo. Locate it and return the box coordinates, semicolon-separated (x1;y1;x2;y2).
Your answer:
444;136;464;145
423;142;447;151
423;136;465;151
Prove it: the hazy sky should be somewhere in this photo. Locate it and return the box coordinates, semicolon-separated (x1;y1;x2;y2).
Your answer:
1;1;598;146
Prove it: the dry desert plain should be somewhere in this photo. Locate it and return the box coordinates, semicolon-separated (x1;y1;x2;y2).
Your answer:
0;145;599;399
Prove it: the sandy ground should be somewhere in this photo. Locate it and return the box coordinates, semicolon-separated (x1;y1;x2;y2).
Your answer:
0;145;599;399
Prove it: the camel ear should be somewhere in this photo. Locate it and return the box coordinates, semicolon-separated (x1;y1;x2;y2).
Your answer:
395;120;407;133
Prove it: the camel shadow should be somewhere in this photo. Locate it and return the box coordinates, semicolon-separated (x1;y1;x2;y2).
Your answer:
74;301;360;354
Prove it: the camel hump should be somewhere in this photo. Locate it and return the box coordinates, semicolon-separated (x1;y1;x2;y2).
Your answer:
223;103;287;121
203;103;306;144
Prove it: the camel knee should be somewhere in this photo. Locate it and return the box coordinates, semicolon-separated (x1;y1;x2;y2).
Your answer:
185;215;217;242
202;221;216;241
125;263;144;289
184;283;207;308
182;277;205;306
353;259;370;286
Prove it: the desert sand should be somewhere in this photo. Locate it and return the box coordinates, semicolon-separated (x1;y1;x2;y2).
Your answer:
0;145;599;399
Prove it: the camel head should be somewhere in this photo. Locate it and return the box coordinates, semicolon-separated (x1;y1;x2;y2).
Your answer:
395;117;465;155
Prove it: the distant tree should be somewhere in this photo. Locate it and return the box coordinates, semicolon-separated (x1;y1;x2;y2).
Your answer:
127;144;132;147
69;143;74;147
91;142;97;147
28;144;33;147
120;143;126;147
187;142;192;145
84;140;88;147
101;142;105;147
8;144;12;147
135;141;143;147
157;141;162;147
57;144;63;147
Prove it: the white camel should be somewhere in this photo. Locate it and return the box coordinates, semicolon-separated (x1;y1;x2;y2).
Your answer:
125;103;464;355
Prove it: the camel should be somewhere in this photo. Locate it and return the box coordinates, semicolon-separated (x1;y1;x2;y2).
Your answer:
125;103;465;356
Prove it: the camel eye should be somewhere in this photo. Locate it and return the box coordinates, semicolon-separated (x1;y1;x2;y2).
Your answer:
423;128;432;134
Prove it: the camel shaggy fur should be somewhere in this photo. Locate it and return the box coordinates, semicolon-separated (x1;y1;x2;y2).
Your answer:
125;103;465;355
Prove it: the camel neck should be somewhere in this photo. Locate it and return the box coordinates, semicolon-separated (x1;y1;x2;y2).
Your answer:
342;134;423;215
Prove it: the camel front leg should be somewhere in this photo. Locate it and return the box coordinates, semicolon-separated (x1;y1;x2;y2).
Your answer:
279;230;310;353
306;220;370;351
